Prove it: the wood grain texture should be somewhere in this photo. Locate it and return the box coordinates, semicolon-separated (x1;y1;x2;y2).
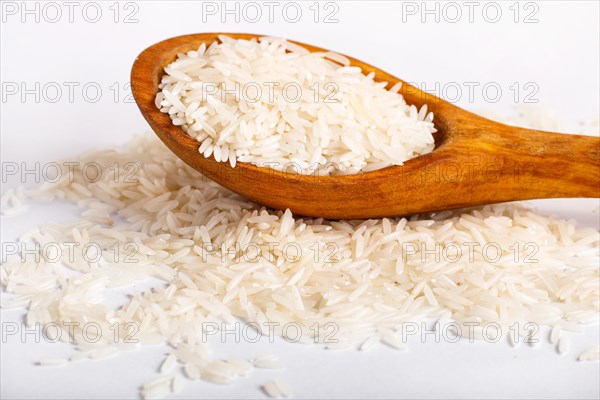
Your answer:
131;33;600;219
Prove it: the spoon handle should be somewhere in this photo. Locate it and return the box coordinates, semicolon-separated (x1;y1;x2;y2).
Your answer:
390;123;600;217
486;125;600;199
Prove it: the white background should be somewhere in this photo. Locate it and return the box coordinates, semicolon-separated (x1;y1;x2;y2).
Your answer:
1;1;599;399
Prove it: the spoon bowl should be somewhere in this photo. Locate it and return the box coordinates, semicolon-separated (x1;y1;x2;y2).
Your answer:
131;33;600;219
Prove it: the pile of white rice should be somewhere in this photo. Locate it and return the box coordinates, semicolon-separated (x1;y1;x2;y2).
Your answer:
155;35;436;175
1;109;599;399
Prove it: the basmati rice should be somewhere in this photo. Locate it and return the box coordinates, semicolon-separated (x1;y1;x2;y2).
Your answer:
558;335;569;355
263;379;292;398
159;353;177;374
252;354;285;369
1;108;598;398
156;35;436;175
37;358;68;367
578;345;600;362
141;376;173;400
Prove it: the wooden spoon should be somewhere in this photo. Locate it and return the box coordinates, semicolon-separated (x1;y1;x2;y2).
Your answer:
131;33;600;220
